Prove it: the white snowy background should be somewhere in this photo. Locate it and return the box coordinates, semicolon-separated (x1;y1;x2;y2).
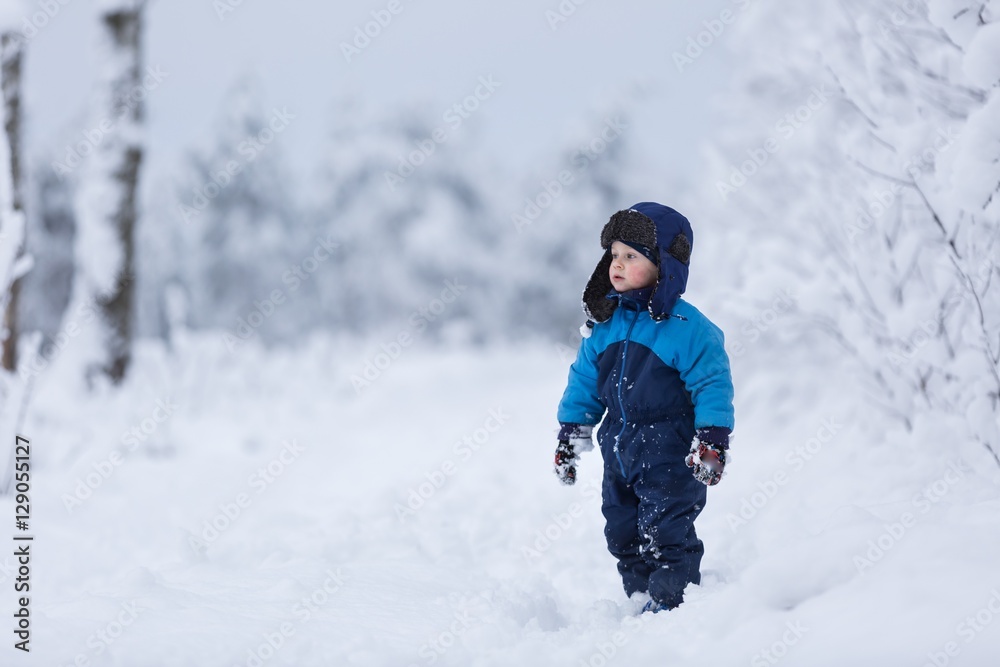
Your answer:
1;0;1000;666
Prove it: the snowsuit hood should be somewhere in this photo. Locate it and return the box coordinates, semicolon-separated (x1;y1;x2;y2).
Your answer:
583;202;694;323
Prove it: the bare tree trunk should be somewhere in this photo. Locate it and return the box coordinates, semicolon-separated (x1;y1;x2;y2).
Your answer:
0;30;31;496
0;32;23;372
71;2;146;385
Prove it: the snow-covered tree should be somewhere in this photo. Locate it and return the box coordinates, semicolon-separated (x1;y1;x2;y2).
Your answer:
309;97;498;342
0;3;31;493
17;161;76;347
169;78;307;347
707;0;1000;465
0;26;24;372
66;0;147;385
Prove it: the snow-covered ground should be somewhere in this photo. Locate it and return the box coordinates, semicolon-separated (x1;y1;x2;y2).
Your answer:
5;330;1000;667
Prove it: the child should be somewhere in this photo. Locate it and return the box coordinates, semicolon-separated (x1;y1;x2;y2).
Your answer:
554;201;735;613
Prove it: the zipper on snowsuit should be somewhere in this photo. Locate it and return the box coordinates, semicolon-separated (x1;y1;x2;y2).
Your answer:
612;307;640;479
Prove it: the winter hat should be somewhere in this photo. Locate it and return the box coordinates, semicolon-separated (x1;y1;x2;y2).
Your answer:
582;202;694;323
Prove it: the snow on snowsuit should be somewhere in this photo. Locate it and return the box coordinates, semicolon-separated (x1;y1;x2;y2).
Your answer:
557;202;735;608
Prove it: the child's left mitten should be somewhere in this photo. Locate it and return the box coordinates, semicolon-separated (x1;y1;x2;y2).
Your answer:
685;426;730;486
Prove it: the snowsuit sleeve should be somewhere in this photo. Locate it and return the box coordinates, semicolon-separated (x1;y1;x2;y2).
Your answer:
671;309;735;431
557;331;606;427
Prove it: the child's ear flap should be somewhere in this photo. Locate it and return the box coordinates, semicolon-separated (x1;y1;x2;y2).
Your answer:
667;233;691;264
583;251;616;323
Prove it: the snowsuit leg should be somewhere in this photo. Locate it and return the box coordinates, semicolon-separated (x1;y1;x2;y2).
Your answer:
634;445;706;609
600;420;706;609
601;465;656;597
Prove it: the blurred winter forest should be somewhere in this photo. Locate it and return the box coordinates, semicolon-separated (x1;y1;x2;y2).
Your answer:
1;0;999;466
10;7;662;358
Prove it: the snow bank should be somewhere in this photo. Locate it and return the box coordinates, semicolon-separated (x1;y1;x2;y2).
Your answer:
3;331;998;666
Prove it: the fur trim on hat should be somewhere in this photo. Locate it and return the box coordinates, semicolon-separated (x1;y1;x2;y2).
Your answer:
600;209;657;250
582;251;615;322
667;232;691;264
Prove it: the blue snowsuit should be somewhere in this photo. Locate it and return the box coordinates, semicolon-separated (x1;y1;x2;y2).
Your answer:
557;202;734;609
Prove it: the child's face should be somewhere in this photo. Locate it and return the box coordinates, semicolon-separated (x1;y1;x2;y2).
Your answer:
609;241;658;292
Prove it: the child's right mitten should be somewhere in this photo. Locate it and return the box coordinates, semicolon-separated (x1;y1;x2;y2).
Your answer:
553;424;594;485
